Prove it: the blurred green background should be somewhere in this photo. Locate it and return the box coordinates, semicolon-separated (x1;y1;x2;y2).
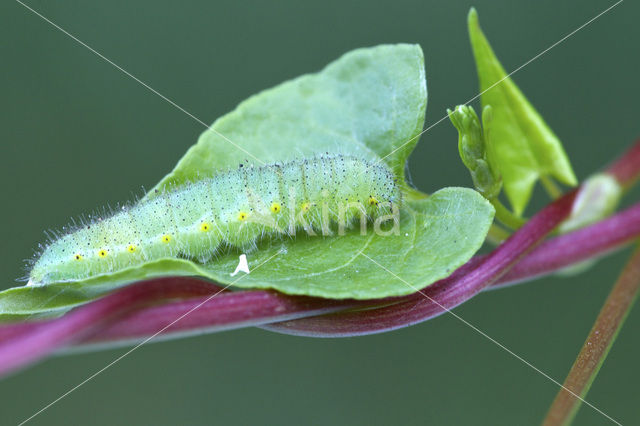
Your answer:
1;0;638;424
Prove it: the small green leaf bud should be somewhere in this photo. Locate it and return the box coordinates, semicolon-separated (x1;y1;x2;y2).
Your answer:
448;105;502;199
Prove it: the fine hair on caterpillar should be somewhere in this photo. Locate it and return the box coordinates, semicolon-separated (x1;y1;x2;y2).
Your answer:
27;154;402;286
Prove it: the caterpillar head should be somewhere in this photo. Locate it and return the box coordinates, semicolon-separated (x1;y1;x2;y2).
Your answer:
28;234;88;285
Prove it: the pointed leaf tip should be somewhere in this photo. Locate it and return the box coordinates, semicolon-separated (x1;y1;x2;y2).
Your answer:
467;8;577;215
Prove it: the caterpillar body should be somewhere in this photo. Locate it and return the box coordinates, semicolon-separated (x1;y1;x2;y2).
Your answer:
28;155;401;286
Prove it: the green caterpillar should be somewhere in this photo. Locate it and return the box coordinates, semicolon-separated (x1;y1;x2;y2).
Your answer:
27;155;401;285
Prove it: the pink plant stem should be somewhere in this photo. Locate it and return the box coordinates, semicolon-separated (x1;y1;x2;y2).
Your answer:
0;278;221;376
606;140;640;188
496;201;640;288
0;282;369;373
75;258;480;346
78;291;369;348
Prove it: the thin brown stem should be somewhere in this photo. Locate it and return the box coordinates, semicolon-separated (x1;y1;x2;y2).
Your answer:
543;242;640;426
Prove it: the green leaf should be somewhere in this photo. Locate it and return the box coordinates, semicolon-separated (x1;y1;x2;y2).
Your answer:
150;44;427;191
1;44;496;320
468;8;577;216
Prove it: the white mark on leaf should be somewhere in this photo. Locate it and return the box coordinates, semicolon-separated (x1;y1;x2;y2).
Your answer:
230;254;250;276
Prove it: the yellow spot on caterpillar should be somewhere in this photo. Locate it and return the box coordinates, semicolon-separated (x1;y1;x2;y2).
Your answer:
127;244;137;253
200;222;211;232
237;212;248;221
98;249;108;258
301;202;311;212
74;254;83;261
161;234;172;243
270;202;281;214
368;196;379;206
